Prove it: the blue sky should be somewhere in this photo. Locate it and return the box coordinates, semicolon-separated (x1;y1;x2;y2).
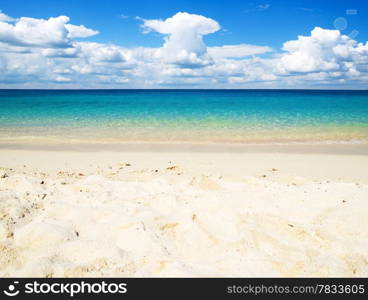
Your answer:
2;0;367;48
0;0;368;48
0;0;368;88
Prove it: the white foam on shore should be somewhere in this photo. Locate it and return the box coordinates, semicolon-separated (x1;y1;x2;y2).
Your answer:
1;166;367;277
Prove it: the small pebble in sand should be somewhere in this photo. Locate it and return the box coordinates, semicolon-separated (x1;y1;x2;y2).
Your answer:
1;173;8;179
40;181;45;185
271;168;278;172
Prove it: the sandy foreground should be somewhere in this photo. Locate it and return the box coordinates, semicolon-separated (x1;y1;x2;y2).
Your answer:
0;143;368;277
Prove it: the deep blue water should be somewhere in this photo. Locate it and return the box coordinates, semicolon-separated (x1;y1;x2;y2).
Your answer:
0;89;367;143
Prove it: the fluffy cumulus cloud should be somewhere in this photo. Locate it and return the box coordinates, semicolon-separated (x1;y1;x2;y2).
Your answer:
278;27;368;74
0;10;368;88
0;15;93;48
141;12;220;67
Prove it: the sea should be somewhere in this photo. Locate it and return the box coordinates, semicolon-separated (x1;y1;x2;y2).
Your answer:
0;89;367;144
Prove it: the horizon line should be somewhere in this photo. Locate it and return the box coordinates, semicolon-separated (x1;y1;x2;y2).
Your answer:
1;88;368;92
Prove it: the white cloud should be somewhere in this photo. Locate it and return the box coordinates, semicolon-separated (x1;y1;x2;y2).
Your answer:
65;24;99;38
258;4;271;10
141;12;220;67
0;14;98;48
0;11;15;22
42;47;79;58
208;44;273;58
78;42;127;63
0;10;367;89
278;27;368;74
0;15;71;47
54;75;72;82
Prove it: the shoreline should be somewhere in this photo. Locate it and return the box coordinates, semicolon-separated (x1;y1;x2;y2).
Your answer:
1;145;368;183
0;141;368;155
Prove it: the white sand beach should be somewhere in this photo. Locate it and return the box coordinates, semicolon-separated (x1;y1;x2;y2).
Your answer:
0;143;368;277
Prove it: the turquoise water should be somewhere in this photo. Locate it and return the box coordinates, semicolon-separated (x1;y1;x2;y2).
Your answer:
0;89;367;144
